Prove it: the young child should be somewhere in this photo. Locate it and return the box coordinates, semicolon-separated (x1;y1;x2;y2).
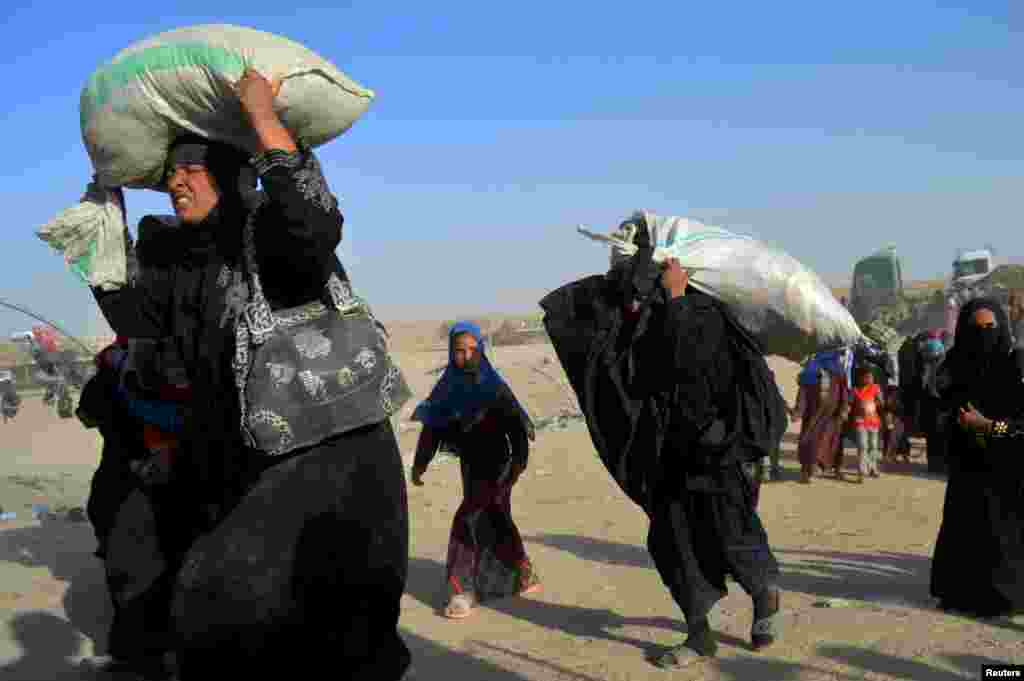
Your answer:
883;389;910;464
94;337;189;486
850;366;885;482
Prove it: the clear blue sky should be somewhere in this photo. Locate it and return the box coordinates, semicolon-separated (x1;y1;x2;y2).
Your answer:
1;1;1020;337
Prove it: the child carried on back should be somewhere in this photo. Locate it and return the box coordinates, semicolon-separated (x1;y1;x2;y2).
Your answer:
88;337;189;486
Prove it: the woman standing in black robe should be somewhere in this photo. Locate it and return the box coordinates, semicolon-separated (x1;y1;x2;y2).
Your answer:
930;297;1024;617
82;69;410;680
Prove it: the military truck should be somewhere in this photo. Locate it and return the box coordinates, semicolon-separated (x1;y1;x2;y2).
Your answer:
849;247;904;326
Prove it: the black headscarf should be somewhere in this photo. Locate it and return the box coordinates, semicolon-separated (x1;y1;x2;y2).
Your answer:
949;297;1012;371
605;217;664;308
938;296;1016;415
165;135;257;199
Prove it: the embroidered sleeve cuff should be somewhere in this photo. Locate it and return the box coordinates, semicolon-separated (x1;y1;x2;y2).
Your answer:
251;146;338;215
989;420;1022;438
250;148;304;176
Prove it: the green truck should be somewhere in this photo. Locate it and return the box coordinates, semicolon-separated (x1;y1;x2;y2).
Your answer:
849;247;904;326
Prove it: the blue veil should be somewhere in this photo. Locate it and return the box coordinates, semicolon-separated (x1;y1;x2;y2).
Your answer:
799;348;852;387
412;321;533;433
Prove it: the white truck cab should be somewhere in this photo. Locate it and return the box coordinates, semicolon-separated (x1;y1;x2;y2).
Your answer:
951;249;995;289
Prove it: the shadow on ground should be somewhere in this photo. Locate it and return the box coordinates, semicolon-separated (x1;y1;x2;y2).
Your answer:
706;645;1002;681
772;548;935;608
818;644;1003;681
405;554;1002;681
401;630;539;681
0;518;111;659
526;533;940;609
406;556;750;665
875;457;949;482
524;533;652;569
471;639;996;681
469;640;815;681
0;611;87;680
0;611;549;681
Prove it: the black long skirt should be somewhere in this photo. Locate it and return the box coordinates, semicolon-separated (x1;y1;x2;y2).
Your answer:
91;418;204;663
647;463;779;622
171;421;411;680
931;468;1024;616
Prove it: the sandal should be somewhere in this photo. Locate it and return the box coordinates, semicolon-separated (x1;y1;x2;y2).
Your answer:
652;643;707;670
653;630;717;669
444;593;476;619
751;588;782;650
520;580;542;595
751;612;781;650
518;563;542;595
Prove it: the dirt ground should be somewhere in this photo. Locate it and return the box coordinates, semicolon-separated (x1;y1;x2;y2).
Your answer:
0;335;1020;680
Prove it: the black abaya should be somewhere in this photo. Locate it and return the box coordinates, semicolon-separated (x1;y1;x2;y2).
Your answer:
930;301;1024;615
90;148;410;678
172;421;410;679
540;272;779;623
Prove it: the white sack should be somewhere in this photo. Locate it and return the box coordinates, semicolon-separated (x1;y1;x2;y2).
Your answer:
580;210;863;361
40;24;374;289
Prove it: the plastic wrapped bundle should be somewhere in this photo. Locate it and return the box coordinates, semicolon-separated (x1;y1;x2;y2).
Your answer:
579;210;863;361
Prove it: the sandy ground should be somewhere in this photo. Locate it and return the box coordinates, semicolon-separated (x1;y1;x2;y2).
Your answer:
0;340;1021;680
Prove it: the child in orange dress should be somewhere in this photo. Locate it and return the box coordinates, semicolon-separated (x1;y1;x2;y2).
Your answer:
850;367;885;482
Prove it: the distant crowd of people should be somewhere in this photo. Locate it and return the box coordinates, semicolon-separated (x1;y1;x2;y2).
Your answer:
792;297;1024;620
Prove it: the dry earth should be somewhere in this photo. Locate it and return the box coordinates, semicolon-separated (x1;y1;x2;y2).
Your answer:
0;323;1020;680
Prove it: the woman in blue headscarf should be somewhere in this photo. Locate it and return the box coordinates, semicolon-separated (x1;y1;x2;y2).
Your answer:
410;321;538;619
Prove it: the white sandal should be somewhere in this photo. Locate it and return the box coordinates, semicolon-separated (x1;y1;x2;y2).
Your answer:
444;593;475;619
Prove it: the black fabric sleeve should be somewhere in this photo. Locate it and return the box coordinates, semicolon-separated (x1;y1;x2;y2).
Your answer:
91;267;170;339
504;407;531;469
413;426;442;471
989;370;1024;442
252;148;343;297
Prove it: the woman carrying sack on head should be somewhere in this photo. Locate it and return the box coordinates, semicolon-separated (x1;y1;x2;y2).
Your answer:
411;321;540;620
84;68;411;681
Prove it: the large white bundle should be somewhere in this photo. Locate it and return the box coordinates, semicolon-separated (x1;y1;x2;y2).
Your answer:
580;210;863;361
81;24;374;189
38;24;374;290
